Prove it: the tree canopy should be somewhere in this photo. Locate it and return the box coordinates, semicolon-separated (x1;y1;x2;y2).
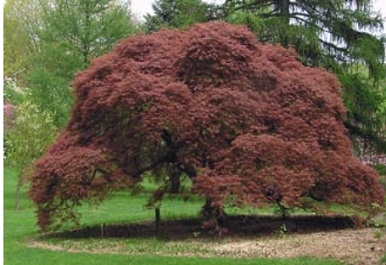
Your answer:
222;0;385;72
5;0;141;127
3;0;41;84
221;0;386;155
29;22;384;231
144;0;213;32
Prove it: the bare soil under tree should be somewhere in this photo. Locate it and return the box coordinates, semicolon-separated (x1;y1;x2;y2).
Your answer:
32;214;386;265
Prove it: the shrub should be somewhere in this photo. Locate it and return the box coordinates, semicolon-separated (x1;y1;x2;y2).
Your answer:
6;101;57;210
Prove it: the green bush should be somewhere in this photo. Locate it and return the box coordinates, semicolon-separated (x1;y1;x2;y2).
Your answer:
375;164;386;191
5;101;57;170
5;100;57;210
375;164;386;175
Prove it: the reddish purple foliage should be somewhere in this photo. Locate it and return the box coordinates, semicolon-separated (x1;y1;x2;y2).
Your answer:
29;22;384;230
3;101;15;131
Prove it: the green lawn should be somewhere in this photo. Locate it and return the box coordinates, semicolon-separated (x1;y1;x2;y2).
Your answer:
4;167;343;265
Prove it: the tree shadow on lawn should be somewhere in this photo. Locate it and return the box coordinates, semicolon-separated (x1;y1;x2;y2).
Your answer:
47;215;356;240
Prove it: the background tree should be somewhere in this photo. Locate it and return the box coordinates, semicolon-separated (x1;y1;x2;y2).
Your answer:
144;0;212;32
3;0;141;211
340;71;386;156
221;0;386;155
27;0;140;127
3;82;17;159
3;79;31;163
3;0;41;85
6;100;57;211
29;22;384;231
222;0;384;70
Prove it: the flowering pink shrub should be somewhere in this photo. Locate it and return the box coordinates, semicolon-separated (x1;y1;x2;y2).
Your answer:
3;101;15;131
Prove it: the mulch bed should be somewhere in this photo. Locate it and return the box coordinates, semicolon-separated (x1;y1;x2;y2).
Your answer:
48;215;356;240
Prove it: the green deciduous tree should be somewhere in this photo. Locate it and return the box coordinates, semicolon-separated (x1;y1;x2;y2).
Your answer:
3;0;41;85
6;101;57;211
27;0;140;127
37;0;138;67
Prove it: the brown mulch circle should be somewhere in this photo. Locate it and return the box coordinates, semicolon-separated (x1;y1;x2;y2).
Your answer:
49;215;356;239
32;215;386;265
211;228;386;265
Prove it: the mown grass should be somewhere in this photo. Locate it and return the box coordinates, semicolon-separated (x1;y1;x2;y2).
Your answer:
4;167;343;265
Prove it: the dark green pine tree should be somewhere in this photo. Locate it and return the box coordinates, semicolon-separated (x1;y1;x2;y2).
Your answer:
222;0;386;155
223;0;384;71
144;0;214;32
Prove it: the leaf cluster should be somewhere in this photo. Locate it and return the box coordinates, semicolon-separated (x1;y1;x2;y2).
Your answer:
5;101;57;179
222;0;385;74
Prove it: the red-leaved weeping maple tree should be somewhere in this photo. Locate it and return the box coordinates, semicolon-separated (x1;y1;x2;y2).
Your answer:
29;22;384;231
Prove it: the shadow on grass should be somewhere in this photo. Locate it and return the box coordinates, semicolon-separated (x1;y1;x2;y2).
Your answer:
46;215;355;240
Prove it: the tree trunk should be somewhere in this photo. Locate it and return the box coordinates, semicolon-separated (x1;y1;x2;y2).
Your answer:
201;199;226;223
279;0;290;47
155;207;161;238
15;181;21;211
168;166;181;194
169;174;180;194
